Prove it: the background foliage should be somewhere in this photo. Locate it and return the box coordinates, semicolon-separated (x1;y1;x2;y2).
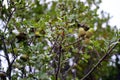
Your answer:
0;0;120;80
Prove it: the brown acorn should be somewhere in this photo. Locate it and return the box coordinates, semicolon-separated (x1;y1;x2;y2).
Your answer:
20;54;29;61
83;38;90;44
16;33;27;43
0;71;6;80
40;29;46;34
76;20;90;31
29;28;35;33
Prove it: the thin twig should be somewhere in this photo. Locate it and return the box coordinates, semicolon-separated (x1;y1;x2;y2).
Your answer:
63;63;74;77
10;42;18;66
4;7;15;33
0;54;6;58
65;37;82;47
80;41;119;80
49;35;59;55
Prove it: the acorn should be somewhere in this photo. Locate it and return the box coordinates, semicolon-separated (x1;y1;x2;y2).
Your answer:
83;38;90;44
86;28;94;38
12;63;20;68
35;31;40;38
78;28;86;37
29;28;35;33
77;22;89;31
28;73;34;77
0;71;6;79
16;33;27;43
35;31;39;36
20;54;29;61
58;30;65;37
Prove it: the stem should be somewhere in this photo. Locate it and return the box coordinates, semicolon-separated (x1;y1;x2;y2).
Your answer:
1;36;11;80
1;36;10;65
65;38;82;47
49;35;59;55
55;45;62;80
55;53;61;80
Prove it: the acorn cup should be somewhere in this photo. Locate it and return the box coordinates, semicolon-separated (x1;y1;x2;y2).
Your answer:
77;23;90;31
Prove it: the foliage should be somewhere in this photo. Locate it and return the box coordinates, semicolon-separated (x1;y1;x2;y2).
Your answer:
0;0;120;80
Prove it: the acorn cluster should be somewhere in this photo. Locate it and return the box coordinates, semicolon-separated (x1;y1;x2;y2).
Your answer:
78;27;94;44
16;27;46;43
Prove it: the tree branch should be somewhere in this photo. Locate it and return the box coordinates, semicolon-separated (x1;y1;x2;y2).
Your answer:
49;35;59;55
1;36;10;65
4;6;15;33
0;54;6;58
80;40;120;80
65;37;82;47
55;45;62;80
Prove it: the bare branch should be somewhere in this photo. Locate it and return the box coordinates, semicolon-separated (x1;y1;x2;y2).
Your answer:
1;36;10;65
80;40;120;80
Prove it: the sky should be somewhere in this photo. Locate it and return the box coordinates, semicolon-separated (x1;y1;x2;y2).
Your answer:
100;0;120;29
